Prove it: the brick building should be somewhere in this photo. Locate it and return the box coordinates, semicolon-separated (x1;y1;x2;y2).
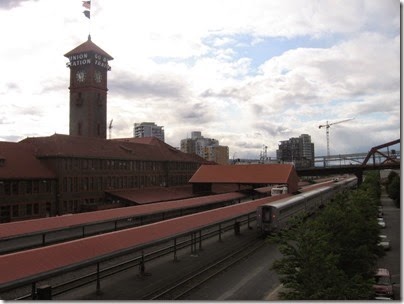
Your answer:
0;142;56;222
0;135;207;222
0;37;208;223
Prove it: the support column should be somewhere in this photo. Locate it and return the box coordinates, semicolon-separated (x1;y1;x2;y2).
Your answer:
190;232;198;256
198;230;203;251
355;171;363;186
139;251;146;276
218;224;222;242
234;220;241;236
173;238;178;262
96;262;101;294
31;282;36;300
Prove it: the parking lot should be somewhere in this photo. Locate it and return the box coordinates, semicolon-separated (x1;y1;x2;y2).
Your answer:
377;190;400;300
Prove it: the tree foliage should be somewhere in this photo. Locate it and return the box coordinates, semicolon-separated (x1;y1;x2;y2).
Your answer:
270;176;383;300
386;171;400;208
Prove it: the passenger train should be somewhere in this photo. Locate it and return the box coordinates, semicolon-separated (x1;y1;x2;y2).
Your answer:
256;176;357;234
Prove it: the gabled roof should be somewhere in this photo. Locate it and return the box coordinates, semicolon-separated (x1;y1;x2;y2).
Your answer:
0;142;55;179
189;164;298;184
114;137;209;163
20;134;208;163
64;35;113;60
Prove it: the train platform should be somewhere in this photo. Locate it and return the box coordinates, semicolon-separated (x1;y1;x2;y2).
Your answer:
0;193;289;298
0;192;245;242
0;178;341;300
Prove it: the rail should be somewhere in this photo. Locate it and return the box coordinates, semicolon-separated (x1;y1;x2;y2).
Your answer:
144;238;264;300
8;214;256;300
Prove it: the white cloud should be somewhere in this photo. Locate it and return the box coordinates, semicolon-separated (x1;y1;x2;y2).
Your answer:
0;0;400;159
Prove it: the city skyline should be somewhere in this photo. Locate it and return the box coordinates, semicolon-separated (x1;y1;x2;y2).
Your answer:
0;0;400;158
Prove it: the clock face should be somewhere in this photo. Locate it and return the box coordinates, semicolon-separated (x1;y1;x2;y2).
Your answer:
94;70;102;83
76;70;86;82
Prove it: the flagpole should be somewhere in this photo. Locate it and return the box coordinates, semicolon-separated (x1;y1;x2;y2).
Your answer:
89;0;92;37
82;1;92;38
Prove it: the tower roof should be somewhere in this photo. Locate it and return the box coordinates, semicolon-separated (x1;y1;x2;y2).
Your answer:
64;35;113;60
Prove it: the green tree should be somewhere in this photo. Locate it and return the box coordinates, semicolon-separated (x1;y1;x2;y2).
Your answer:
386;170;398;185
387;175;400;208
270;181;381;300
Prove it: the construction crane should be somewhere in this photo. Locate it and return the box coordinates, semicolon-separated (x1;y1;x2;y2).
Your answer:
319;118;355;160
108;119;113;139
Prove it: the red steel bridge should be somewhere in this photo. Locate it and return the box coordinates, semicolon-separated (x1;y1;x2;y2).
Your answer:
296;139;400;184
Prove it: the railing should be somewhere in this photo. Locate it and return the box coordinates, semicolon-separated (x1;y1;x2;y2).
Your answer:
6;214;255;300
313;150;400;168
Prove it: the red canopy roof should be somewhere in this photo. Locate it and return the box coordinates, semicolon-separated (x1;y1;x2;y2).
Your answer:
189;164;298;184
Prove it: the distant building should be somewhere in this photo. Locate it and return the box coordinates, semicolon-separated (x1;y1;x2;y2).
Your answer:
180;131;229;165
134;122;165;142
205;145;229;165
276;134;314;168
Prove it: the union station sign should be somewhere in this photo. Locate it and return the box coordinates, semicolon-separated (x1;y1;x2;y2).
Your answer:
67;52;110;69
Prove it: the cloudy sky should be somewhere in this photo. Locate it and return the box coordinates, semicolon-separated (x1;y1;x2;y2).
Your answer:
0;0;400;159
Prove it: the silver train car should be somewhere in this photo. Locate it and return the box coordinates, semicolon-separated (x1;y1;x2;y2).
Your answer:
256;177;357;234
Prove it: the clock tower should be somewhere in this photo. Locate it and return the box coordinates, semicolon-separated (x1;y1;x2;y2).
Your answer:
64;35;113;139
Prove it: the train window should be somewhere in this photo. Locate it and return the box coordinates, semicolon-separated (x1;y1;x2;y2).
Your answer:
263;207;271;222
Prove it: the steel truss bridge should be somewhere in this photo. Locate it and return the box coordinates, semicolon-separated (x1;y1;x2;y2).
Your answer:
296;139;400;184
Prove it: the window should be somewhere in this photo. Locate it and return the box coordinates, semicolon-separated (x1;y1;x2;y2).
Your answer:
12;205;19;217
26;204;32;215
76;92;83;106
33;203;39;214
11;181;18;195
4;182;11;195
97;93;103;106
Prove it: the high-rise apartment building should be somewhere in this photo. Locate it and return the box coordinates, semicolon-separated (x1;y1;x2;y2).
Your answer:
134;122;165;142
180;131;229;165
276;134;315;168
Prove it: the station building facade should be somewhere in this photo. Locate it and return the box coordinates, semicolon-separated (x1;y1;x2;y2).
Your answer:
0;135;208;222
0;38;208;223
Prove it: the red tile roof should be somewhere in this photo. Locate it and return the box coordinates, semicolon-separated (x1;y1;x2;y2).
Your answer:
0;191;246;240
64;36;113;60
20;134;207;163
114;137;209;163
0;193;289;288
0;142;55;179
189;164;298;184
107;185;196;204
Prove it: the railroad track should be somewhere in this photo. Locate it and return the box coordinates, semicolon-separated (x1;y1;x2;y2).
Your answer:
142;238;265;300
